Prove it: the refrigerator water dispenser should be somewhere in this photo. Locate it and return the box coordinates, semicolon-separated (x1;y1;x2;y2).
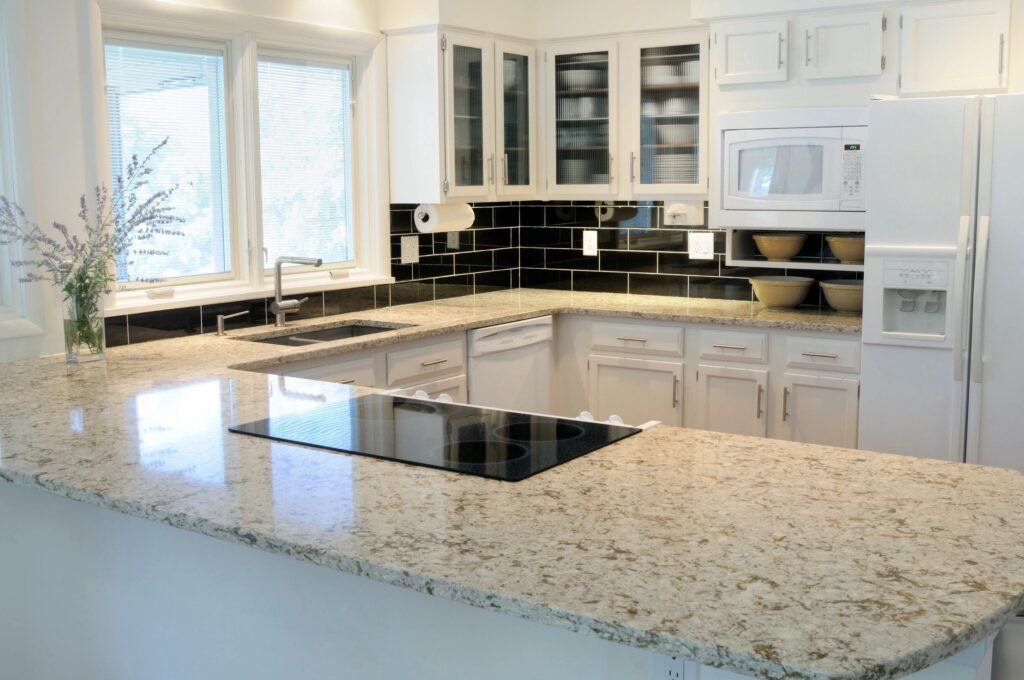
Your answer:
881;259;950;338
863;247;959;348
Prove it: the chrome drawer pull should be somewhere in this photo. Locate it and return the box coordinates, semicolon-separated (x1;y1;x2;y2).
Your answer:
782;387;790;422
340;379;355;385
672;375;680;408
801;352;839;359
756;384;764;419
617;336;648;343
713;343;747;351
421;358;448;367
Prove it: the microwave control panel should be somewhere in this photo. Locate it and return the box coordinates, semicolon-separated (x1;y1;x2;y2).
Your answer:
841;141;864;209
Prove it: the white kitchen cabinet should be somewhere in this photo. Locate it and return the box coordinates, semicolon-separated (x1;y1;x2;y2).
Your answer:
778;373;859;448
444;31;495;199
390;374;468;403
495;40;537;198
712;19;788;85
386;335;466;387
260;352;384;387
800;11;884;80
587;354;683;426
623;30;709;196
388;30;535;203
694;363;768;437
545;38;620;196
899;0;1010;94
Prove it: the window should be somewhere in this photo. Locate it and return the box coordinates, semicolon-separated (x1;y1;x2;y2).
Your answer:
257;56;354;269
104;41;232;284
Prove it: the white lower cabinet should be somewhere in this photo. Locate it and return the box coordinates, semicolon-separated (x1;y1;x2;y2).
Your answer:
694;363;768;437
587;354;683;426
777;372;859;448
391;374;468;403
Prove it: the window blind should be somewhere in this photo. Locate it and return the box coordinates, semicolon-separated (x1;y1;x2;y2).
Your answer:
104;41;231;283
257;57;354;268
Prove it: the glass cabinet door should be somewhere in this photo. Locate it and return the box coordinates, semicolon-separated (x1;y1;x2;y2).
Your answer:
632;35;706;194
550;45;617;192
444;33;493;198
498;48;531;192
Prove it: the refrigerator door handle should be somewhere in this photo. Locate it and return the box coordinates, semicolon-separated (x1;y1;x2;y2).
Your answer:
953;215;971;383
970;215;992;384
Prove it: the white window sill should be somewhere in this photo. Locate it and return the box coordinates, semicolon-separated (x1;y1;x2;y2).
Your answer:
105;270;394;316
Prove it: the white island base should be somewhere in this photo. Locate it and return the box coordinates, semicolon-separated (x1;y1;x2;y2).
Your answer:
0;484;995;680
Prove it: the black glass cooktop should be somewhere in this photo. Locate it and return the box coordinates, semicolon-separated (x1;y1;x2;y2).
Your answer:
229;395;640;482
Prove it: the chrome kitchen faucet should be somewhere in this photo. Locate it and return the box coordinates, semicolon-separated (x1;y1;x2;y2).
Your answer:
271;256;323;328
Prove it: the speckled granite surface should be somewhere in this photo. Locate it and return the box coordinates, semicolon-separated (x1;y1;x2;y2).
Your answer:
3;290;1023;680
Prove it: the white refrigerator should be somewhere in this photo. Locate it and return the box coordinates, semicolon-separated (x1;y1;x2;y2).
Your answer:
859;94;1024;471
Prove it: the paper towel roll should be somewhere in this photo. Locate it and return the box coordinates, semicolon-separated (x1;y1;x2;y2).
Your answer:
414;203;475;233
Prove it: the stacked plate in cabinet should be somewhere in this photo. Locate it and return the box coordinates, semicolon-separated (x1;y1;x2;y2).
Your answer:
652;153;697;183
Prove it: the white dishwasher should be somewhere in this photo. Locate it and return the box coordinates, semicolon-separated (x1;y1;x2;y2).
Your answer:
468;316;553;412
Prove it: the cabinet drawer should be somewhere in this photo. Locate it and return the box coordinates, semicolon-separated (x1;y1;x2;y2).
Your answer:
591;321;683;357
785;337;860;374
387;337;465;387
698;329;768;364
276;354;377;386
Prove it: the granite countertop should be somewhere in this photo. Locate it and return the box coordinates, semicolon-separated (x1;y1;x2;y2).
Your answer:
3;290;1023;680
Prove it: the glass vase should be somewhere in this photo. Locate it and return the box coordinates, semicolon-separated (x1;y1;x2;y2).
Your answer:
63;293;105;364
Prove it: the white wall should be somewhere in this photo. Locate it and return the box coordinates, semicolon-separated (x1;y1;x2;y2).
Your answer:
531;0;697;39
105;0;381;32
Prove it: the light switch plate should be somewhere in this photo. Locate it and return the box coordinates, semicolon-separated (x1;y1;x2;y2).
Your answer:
688;231;714;260
582;230;598;256
447;231;461;250
400;235;420;264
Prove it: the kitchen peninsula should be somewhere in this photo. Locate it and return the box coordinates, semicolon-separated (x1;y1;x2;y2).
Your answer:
1;290;1022;680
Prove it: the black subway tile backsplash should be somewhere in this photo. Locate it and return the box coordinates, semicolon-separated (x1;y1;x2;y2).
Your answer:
108;200;849;349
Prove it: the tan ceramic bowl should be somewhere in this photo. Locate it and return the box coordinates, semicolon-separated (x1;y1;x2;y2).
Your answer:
752;233;807;261
820;279;864;313
750;276;814;308
826;235;865;264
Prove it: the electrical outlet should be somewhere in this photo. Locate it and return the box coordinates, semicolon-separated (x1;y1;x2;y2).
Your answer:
649;653;686;680
400;235;420;264
447;231;461;250
582;229;598;256
688;231;714;260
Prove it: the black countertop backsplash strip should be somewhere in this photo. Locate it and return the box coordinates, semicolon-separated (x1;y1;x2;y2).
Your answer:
107;200;858;347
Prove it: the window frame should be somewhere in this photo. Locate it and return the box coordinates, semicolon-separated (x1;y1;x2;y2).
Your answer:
103;31;241;290
251;47;359;277
97;11;389;315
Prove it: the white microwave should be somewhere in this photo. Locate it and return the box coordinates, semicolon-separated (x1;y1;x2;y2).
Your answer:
717;108;868;230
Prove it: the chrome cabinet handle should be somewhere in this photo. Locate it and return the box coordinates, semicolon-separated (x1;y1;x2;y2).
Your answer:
617;336;648;343
608;153;614;184
971;216;992;384
629;151;637;183
713;343;747;351
782;387;790;422
777;32;784;69
756;384;764;419
999;33;1005;75
804;29;812;66
421;358;448;367
503;153;510;186
801;352;838;359
340;379;355;385
672;375;680;408
487;154;495;185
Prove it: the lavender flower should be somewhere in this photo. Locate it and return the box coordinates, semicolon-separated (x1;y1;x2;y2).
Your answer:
0;138;184;355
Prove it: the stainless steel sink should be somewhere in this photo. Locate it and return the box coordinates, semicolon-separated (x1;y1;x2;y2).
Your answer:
248;323;412;347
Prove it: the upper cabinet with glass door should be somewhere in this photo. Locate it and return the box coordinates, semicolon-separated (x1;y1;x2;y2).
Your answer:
545;39;619;196
495;40;537;198
443;32;494;199
625;31;709;196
